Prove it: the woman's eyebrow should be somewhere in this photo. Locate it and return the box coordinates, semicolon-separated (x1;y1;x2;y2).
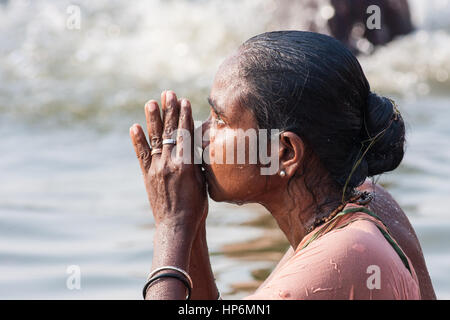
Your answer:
207;96;225;116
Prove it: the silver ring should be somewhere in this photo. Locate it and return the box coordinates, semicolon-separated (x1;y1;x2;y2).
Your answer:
162;138;176;145
151;148;162;156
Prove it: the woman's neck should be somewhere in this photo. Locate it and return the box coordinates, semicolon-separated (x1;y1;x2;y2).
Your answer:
259;176;342;250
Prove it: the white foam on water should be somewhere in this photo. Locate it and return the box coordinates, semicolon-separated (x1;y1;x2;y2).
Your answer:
359;30;450;98
2;0;448;119
0;0;276;118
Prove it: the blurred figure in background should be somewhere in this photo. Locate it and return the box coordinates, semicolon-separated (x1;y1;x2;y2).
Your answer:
329;0;413;53
274;0;413;54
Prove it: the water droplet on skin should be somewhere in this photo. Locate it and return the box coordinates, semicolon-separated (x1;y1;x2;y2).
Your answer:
312;287;334;294
352;243;366;253
278;290;291;299
330;259;340;274
349;285;355;300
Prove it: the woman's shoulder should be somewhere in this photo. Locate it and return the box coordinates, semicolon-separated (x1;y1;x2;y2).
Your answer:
297;216;405;272
358;181;435;299
245;214;420;300
357;180;416;240
313;215;401;265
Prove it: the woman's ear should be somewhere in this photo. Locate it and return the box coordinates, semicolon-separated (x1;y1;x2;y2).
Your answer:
278;132;305;178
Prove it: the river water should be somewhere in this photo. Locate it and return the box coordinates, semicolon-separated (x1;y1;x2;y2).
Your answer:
1;0;450;299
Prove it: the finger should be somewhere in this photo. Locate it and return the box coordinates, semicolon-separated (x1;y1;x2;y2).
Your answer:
161;91;182;127
130;124;152;173
176;99;194;161
162;90;180;159
145;100;164;158
161;91;182;126
161;90;167;121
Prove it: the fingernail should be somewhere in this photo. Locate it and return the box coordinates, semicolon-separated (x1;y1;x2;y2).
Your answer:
146;100;156;111
181;99;188;107
132;125;139;135
166;91;173;100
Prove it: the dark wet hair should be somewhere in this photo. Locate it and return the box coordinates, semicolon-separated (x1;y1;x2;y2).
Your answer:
237;31;405;199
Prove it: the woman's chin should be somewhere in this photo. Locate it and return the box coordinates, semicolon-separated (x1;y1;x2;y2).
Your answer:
204;170;241;203
203;168;220;201
206;183;247;204
205;178;231;202
206;182;222;202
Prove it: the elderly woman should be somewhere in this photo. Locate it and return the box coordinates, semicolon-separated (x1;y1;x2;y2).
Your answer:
129;31;435;300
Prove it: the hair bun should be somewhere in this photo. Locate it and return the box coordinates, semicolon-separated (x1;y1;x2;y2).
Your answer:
360;92;406;176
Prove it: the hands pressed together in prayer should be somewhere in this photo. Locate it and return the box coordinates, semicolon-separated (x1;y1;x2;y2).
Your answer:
129;91;218;300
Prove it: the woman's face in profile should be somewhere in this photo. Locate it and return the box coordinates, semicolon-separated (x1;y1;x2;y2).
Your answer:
201;67;271;204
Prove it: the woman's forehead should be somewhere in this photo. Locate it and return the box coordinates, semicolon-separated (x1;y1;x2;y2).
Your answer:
210;55;257;127
209;85;256;128
209;85;238;118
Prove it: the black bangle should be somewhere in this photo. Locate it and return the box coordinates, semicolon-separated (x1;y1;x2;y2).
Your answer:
142;272;192;300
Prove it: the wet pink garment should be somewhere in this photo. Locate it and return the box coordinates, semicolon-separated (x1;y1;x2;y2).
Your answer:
244;203;421;300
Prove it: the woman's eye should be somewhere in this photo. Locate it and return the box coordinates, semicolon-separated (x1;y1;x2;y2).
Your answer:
215;115;225;125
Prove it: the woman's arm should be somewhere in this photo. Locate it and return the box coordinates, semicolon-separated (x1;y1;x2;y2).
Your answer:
145;220;218;300
188;223;220;299
144;214;218;300
145;222;194;299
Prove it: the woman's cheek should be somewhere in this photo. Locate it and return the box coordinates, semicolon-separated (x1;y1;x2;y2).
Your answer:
209;127;230;165
218;130;260;179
